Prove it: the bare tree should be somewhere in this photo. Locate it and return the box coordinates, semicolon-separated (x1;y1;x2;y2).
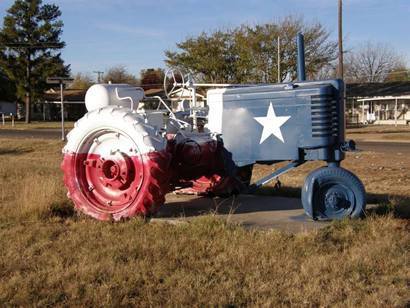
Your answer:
68;73;94;89
313;63;337;80
140;68;164;90
345;42;405;83
385;65;410;82
103;65;139;85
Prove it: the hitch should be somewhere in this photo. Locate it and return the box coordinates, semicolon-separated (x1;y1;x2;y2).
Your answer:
340;140;357;152
248;160;305;193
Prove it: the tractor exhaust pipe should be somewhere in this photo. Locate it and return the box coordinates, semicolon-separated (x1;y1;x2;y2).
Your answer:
297;33;306;81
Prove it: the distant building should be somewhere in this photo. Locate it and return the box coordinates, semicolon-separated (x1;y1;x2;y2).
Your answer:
346;81;410;125
31;82;410;125
33;89;87;121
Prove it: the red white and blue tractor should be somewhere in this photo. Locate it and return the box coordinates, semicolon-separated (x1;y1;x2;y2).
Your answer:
61;34;366;221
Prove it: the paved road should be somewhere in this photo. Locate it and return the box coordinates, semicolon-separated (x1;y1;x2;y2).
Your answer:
0;128;62;139
153;193;328;233
1;128;409;153
356;141;410;154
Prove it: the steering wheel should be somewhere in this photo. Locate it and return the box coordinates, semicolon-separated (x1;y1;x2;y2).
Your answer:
164;68;186;100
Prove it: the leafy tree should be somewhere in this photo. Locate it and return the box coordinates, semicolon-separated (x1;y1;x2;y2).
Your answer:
0;0;70;123
103;65;139;85
0;68;16;101
165;16;337;83
345;42;405;83
69;72;94;90
165;30;237;83
140;68;164;90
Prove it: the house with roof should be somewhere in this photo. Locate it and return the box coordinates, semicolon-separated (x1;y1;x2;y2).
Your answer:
346;81;410;125
28;81;410;125
33;88;87;121
36;86;169;121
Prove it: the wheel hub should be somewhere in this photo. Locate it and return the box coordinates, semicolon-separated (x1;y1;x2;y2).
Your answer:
325;192;343;210
102;160;120;180
95;153;134;189
319;183;354;218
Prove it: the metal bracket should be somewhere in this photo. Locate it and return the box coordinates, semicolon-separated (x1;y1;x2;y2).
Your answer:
248;160;305;193
115;87;134;109
340;139;358;152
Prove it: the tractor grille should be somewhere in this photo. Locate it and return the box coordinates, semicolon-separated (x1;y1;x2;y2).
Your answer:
311;94;339;138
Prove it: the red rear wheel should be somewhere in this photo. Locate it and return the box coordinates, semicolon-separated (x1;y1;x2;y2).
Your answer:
62;107;171;220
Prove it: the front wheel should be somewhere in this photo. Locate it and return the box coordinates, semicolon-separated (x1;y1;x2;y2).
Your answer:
302;167;366;220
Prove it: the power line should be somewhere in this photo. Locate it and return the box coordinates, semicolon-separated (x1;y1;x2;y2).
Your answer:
0;42;64;49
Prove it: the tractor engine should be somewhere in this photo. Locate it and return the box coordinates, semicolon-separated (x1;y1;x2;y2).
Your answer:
165;134;251;196
169;135;223;181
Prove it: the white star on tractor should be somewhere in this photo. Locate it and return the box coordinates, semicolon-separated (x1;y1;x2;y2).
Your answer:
254;103;291;144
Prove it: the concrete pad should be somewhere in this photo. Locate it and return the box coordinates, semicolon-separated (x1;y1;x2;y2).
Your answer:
152;193;330;233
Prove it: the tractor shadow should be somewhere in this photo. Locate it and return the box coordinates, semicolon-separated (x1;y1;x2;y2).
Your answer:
157;187;410;220
157;191;305;220
0;147;33;155
365;194;410;219
254;186;410;219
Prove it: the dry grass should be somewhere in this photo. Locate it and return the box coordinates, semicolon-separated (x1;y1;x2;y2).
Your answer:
0;138;409;307
1;215;408;307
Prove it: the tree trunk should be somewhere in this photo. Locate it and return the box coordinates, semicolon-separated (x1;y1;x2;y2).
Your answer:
25;51;31;123
25;93;31;124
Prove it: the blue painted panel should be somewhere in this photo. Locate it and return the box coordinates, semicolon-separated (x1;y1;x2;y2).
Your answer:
219;81;343;165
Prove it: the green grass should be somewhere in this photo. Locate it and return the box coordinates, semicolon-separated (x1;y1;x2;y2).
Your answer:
0;138;409;307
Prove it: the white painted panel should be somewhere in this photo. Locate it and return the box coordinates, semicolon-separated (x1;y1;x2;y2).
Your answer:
206;88;226;133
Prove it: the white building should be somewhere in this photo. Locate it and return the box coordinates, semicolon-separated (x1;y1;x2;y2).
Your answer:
346;82;410;125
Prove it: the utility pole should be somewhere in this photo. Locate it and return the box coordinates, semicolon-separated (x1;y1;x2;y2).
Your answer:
47;77;74;141
93;71;104;83
277;36;281;83
25;52;31;124
338;0;344;80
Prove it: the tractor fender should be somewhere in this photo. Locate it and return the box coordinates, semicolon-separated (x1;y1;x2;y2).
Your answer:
301;171;318;220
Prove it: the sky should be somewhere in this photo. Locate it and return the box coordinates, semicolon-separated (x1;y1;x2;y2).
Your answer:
0;0;409;80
